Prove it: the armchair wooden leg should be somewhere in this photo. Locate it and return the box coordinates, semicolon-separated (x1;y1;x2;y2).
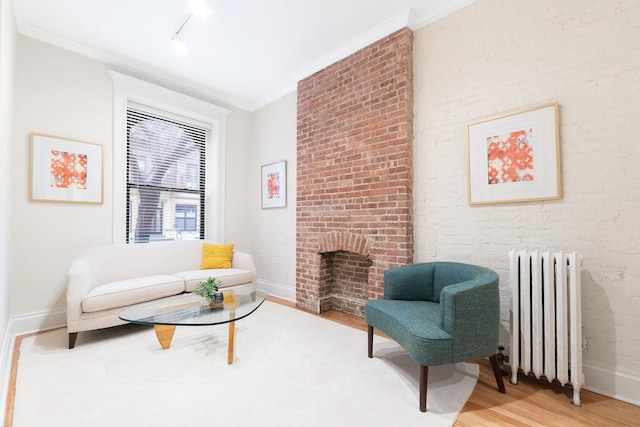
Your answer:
420;365;428;412
367;325;373;358
489;354;506;393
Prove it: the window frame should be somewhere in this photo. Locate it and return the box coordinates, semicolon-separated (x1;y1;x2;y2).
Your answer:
110;71;230;244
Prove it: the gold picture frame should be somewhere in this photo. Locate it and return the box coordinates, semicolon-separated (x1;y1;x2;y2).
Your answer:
466;103;561;205
30;133;104;204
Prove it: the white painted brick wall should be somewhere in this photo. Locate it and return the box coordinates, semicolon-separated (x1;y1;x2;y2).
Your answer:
251;93;297;293
413;0;640;386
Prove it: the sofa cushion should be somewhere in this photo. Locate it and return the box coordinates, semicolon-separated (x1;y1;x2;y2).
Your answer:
174;268;254;292
201;243;234;269
81;275;185;313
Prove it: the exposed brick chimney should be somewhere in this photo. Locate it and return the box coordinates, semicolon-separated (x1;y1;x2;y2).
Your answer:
296;28;414;316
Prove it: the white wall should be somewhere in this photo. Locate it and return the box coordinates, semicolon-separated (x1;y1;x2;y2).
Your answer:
0;0;17;416
225;107;255;253
0;0;15;336
11;36;114;317
250;93;297;300
8;36;254;320
413;0;640;403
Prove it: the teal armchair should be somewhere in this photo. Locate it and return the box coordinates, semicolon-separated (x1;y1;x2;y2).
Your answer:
365;262;506;412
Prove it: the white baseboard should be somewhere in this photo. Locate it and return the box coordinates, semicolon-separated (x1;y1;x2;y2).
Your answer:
257;278;295;302
583;362;640;406
0;308;66;425
0;321;15;427
501;340;639;407
8;309;66;336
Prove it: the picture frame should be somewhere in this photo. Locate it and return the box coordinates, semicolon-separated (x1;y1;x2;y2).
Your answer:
261;160;287;209
30;133;104;204
466;103;561;205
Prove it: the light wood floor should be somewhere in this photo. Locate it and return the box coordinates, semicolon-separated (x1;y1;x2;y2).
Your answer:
6;297;639;426
269;297;640;426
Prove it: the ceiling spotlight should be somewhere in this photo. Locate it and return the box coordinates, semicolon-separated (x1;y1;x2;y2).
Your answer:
171;11;194;42
170;1;210;55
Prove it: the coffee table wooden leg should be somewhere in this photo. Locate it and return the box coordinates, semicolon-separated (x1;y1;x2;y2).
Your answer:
154;325;176;350
227;321;235;364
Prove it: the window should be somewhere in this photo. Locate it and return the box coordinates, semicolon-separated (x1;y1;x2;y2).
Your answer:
175;204;198;232
110;71;230;244
126;107;206;243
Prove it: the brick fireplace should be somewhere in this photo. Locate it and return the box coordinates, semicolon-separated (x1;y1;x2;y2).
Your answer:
296;28;414;317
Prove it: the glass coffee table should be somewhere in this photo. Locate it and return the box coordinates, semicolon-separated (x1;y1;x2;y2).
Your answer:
119;289;267;364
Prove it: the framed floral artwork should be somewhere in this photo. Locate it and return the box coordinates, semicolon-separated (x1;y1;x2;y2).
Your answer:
261;160;287;208
466;103;561;205
30;133;104;204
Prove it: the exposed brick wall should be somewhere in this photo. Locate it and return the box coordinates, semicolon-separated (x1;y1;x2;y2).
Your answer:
296;28;414;315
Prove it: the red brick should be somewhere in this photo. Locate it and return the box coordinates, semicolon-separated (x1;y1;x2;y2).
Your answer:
296;28;414;315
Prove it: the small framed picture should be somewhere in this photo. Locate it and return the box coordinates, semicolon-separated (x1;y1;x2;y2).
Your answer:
261;160;287;209
466;103;561;205
30;133;104;204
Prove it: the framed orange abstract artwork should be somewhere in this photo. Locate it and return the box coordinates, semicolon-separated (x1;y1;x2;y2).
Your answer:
261;160;287;209
466;103;561;205
30;133;103;204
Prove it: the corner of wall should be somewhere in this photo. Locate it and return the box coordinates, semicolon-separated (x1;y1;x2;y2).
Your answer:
0;0;17;420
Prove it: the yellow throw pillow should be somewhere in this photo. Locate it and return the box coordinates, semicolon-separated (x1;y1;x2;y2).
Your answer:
201;243;234;269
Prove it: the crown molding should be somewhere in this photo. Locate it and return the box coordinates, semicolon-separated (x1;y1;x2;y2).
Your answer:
14;18;255;111
413;0;477;28
247;82;298;111
18;19;284;112
291;0;476;84
13;1;477;112
292;9;416;83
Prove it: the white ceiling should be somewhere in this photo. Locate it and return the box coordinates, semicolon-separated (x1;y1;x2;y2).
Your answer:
13;0;476;111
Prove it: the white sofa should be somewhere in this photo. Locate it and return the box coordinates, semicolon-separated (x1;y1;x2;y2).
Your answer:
66;240;256;348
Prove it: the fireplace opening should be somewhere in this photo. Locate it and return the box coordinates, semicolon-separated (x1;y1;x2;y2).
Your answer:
323;250;373;317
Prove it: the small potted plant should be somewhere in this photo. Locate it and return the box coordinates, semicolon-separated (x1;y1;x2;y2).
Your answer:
193;277;224;304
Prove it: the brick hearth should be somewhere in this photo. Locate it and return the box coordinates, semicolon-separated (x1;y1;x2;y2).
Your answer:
296;28;414;316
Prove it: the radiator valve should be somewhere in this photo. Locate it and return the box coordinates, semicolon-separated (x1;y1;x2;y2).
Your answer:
496;346;508;375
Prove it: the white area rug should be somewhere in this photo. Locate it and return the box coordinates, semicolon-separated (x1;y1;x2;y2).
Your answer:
12;301;478;426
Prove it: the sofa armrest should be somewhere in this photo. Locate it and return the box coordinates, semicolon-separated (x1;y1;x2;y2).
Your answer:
231;251;257;287
66;258;98;330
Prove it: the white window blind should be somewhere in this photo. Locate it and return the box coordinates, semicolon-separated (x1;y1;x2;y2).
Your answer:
126;106;207;243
